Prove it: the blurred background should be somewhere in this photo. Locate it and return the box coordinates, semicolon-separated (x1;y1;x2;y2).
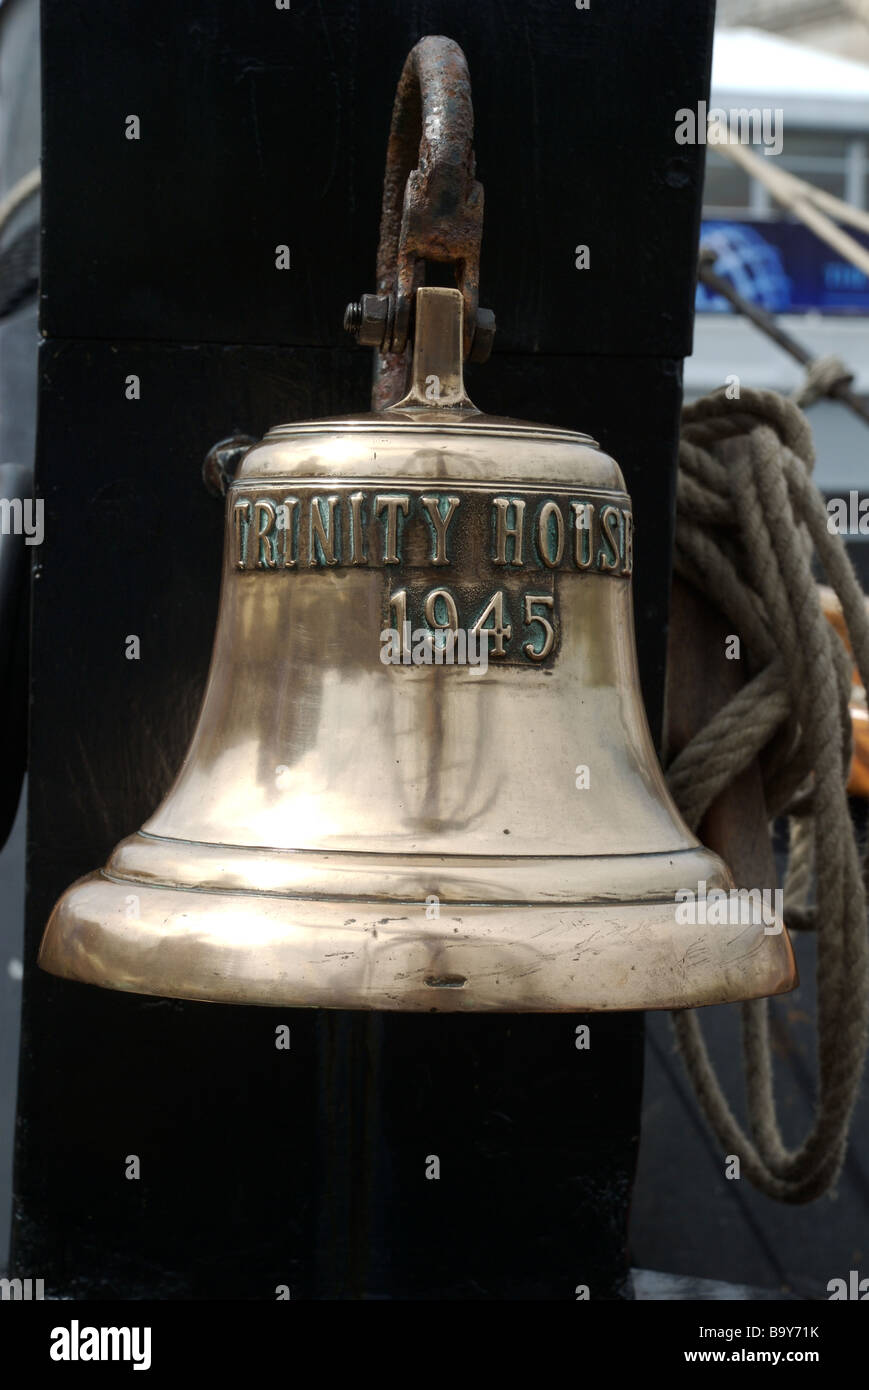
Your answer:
1;0;867;1298
687;1;869;592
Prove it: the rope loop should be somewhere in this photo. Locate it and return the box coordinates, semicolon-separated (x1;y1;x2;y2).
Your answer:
670;386;869;1203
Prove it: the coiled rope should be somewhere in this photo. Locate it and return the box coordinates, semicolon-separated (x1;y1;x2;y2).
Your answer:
667;386;869;1203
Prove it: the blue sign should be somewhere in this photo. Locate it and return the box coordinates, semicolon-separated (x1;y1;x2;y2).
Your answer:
697;219;869;315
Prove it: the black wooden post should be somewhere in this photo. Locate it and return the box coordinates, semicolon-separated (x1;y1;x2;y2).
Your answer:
12;0;714;1299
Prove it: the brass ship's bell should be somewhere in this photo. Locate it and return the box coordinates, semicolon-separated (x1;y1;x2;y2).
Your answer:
39;38;796;1012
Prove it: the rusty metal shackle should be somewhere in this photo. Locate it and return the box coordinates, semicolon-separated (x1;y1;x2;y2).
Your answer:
345;36;494;408
379;35;482;356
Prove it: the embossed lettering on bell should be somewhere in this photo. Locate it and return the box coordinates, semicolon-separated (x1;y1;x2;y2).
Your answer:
38;36;796;1012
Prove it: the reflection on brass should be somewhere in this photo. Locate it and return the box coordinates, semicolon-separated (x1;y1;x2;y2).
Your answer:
38;287;796;1011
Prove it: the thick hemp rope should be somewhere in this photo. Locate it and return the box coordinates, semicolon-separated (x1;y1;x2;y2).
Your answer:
667;386;869;1203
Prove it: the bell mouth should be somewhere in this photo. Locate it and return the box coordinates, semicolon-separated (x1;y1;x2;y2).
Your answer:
38;839;797;1012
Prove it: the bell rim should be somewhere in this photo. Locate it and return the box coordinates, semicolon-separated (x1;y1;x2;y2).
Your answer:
38;870;798;1013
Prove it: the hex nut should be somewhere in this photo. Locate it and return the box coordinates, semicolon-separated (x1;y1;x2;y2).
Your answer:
356;293;390;348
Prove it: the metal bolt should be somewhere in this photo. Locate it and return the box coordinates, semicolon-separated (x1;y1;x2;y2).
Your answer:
469;307;496;364
344;301;363;334
345;294;494;363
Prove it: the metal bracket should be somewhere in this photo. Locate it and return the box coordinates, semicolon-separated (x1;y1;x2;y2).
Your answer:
202;435;256;498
